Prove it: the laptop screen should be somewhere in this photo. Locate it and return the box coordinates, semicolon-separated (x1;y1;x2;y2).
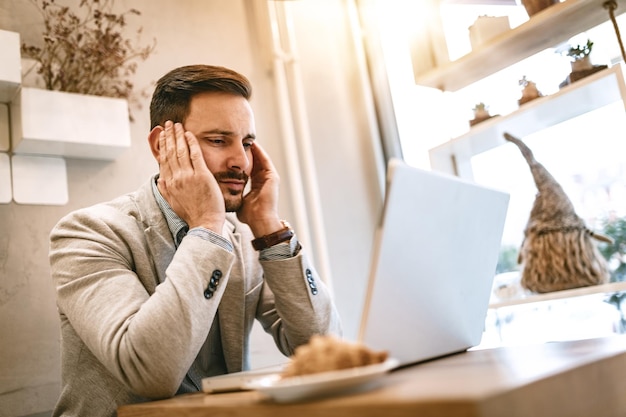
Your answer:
358;159;509;366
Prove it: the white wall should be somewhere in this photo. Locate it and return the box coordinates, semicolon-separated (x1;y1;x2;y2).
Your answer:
285;1;384;339
0;0;383;415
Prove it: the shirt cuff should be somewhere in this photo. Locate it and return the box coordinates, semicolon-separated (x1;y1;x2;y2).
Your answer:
187;227;233;252
259;235;300;260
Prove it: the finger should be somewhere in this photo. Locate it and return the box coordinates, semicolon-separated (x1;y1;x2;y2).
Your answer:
250;142;276;175
158;128;173;188
185;130;209;173
174;122;192;170
249;143;279;191
159;129;171;174
158;127;167;166
164;120;180;173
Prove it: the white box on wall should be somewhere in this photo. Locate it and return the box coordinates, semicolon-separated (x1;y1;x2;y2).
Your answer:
10;87;132;160
0;103;9;152
0;153;11;204
11;154;68;205
0;29;21;103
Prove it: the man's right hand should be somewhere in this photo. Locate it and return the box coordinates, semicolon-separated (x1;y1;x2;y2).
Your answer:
157;120;225;233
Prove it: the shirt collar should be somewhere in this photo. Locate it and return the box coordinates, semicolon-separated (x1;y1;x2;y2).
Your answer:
151;174;188;247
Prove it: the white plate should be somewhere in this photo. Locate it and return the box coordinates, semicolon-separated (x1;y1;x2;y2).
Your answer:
202;363;287;393
245;358;399;403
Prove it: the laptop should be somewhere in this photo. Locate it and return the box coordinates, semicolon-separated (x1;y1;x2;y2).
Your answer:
358;158;509;366
202;158;509;392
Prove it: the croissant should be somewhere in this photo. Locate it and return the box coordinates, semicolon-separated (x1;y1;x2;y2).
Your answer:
281;335;388;378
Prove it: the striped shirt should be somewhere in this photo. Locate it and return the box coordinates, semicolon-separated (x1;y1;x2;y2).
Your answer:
150;174;298;392
151;175;297;260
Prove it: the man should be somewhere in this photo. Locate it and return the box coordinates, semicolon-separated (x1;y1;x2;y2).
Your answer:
49;64;342;416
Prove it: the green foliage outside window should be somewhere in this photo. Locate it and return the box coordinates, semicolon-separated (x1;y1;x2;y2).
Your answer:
599;216;626;332
496;244;520;274
598;216;626;282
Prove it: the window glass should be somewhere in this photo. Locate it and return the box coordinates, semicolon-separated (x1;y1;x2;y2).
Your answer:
472;101;626;263
372;0;626;345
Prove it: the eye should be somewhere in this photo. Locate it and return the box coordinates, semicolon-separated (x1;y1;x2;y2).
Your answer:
243;140;254;149
205;137;225;145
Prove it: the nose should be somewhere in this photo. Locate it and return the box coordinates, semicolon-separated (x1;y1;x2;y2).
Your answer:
227;142;251;172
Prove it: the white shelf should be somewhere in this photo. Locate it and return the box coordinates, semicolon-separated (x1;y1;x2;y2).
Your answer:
429;64;626;175
0;29;21;103
1;30;131;161
490;281;626;309
414;0;626;91
10;87;131;160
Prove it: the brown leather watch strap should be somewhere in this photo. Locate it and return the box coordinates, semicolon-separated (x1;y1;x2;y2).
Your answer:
251;221;294;251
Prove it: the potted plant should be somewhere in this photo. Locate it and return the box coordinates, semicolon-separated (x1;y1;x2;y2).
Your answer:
11;0;155;160
567;39;594;72
21;0;155;112
520;0;560;17
470;102;493;126
558;38;608;87
518;75;542;106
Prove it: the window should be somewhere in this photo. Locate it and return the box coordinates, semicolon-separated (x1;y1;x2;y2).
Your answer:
370;0;626;346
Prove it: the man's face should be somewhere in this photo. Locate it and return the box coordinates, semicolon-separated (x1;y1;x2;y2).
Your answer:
183;91;256;212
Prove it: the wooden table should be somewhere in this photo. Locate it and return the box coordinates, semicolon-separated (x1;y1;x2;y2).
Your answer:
118;335;626;417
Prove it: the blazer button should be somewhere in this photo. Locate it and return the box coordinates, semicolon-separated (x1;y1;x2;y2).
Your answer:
305;269;315;283
305;268;317;295
204;270;222;299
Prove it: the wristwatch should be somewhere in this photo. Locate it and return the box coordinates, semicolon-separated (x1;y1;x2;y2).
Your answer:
251;220;294;251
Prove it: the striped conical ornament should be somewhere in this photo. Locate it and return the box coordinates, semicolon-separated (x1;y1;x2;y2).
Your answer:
504;132;612;293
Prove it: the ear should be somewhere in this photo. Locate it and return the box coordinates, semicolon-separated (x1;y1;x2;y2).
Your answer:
148;126;164;160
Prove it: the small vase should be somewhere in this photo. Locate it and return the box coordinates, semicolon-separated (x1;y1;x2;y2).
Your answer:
519;82;542;105
470;110;492;126
521;0;560;17
571;56;592;72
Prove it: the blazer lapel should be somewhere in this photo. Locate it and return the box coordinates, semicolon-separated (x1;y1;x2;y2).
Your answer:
134;186;246;372
134;178;175;290
145;227;175;286
219;219;246;372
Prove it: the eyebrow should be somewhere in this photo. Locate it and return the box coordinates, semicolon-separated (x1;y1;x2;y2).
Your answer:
199;129;256;140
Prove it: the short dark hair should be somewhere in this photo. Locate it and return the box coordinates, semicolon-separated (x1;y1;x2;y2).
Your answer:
149;65;252;129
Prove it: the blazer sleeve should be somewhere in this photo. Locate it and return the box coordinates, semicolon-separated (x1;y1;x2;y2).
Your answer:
50;204;236;399
256;249;343;356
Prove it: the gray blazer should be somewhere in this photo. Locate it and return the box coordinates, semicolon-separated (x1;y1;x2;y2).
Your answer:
49;177;341;417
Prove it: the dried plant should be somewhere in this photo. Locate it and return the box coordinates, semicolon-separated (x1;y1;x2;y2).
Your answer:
21;0;155;111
